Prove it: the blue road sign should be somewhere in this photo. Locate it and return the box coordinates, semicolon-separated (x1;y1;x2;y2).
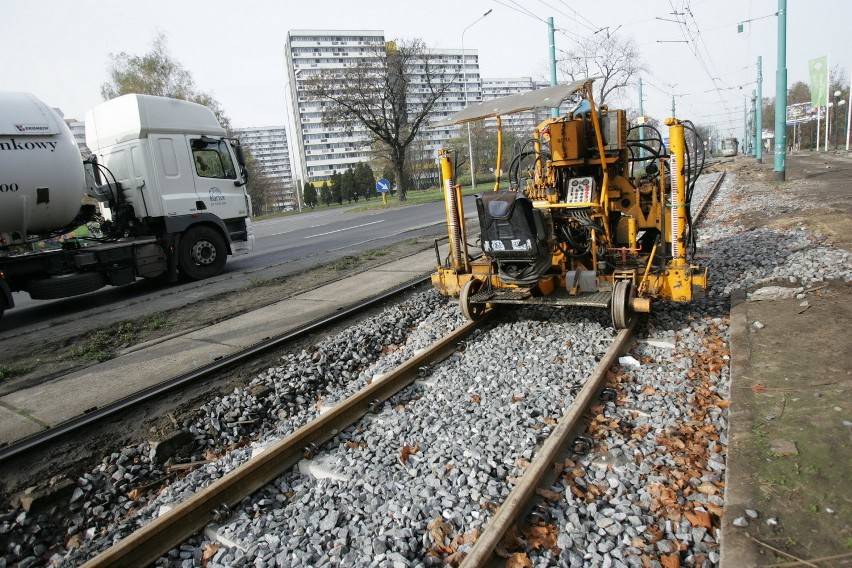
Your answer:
376;178;391;193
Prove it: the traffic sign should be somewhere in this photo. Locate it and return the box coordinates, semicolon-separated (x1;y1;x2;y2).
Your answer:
376;178;391;193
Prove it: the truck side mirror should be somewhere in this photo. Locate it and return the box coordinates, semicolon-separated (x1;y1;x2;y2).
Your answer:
234;143;246;168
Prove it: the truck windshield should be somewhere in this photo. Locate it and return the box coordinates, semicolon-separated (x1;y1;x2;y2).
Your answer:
192;140;237;179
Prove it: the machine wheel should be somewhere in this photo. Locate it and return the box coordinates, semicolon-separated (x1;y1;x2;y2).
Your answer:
460;278;487;321
178;226;227;281
610;280;637;330
27;272;107;300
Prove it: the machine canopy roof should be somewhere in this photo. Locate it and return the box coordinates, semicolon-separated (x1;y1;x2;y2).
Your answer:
431;78;591;128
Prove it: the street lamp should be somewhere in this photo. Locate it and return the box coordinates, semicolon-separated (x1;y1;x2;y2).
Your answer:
832;89;846;150
461;8;492;190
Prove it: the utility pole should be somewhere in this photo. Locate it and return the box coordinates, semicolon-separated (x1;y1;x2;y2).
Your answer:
743;96;748;154
671;96;676;118
638;78;645;160
756;56;763;163
773;0;787;181
548;17;559;118
751;90;757;155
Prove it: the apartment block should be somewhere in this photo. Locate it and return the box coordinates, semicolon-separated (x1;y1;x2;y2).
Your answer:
232;126;295;211
284;29;480;185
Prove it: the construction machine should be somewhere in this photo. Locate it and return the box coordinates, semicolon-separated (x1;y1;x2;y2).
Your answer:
430;78;707;328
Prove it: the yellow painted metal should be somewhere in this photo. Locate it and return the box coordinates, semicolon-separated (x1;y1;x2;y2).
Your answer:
439;150;466;271
665;118;688;267
494;116;503;191
583;81;612;243
627;217;637;251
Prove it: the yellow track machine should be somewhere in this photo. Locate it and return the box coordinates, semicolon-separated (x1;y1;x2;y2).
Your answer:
430;78;708;328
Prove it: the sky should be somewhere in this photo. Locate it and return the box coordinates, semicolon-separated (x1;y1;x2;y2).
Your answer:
2;0;849;140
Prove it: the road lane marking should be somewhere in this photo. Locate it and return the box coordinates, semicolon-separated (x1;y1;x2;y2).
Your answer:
303;220;385;239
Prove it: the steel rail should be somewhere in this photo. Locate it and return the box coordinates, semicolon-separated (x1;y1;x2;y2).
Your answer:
693;171;726;224
460;319;637;567
81;310;494;567
459;172;722;565
0;274;431;465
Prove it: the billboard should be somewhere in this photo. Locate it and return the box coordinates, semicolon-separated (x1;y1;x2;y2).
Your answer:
786;102;825;125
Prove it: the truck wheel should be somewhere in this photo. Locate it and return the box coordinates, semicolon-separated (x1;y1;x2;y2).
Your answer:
178;226;227;281
27;272;107;300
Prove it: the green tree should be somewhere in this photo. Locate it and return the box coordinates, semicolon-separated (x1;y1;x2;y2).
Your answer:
329;172;343;205
303;182;318;209
341;168;357;203
242;148;276;214
101;32;230;129
304;39;456;201
355;163;376;200
320;181;332;206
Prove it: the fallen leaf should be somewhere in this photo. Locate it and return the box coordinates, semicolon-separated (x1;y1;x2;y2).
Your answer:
427;516;453;547
202;543;220;567
400;443;420;463
511;396;526;403
470;394;481;404
751;384;766;394
204;449;219;461
126;488;143;501
66;534;82;549
696;482;718;495
522;524;561;553
535;488;563;502
643;385;657;395
685;509;712;528
661;553;681;568
506;553;533;568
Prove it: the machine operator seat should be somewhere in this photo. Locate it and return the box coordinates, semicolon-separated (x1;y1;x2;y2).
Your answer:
476;191;551;286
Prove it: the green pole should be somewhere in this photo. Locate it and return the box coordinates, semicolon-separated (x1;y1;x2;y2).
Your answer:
548;17;559;118
638;78;645;160
743;96;748;154
756;56;763;163
751;90;757;155
773;0;787;180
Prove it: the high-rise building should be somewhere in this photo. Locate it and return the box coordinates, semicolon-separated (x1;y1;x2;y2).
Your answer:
231;126;294;211
284;30;480;185
284;30;386;186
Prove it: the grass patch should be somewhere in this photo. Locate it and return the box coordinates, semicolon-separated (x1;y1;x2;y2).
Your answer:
329;256;359;271
68;314;171;362
144;312;170;331
361;249;388;260
249;278;272;288
0;364;29;383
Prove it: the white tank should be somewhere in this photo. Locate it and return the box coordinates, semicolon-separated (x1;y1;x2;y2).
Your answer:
0;92;86;235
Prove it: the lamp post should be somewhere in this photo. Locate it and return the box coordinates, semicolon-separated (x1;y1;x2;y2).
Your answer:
832;89;845;150
461;8;492;190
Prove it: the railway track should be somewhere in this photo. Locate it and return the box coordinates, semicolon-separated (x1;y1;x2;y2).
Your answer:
78;306;638;567
2;173;732;566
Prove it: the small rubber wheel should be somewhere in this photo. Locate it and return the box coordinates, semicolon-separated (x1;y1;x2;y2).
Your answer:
178;226;227;281
460;278;486;321
610;279;637;330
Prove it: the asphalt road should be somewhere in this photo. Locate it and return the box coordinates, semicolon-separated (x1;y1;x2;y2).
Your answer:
0;195;476;335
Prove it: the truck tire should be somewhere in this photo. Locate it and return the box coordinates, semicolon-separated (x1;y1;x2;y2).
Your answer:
27;272;107;300
178;225;227;281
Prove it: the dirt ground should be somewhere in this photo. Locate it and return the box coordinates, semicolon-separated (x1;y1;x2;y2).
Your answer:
721;151;852;566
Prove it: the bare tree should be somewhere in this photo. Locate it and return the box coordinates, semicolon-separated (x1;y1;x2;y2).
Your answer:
303;39;456;200
558;34;644;106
